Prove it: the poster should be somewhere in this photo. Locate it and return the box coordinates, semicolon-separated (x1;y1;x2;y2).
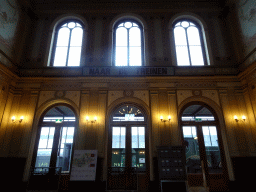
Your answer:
70;150;97;181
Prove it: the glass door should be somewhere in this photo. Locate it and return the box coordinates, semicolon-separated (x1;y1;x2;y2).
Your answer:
111;126;146;171
35;125;75;173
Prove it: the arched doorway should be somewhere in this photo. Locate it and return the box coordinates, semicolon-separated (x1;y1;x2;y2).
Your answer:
180;103;228;191
107;104;149;190
31;105;77;174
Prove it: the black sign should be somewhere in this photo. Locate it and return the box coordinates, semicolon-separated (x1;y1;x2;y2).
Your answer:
83;67;174;76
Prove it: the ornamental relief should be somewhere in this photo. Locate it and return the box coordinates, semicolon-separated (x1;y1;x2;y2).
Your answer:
177;90;220;107
41;83;82;90
108;90;149;106
38;91;80;109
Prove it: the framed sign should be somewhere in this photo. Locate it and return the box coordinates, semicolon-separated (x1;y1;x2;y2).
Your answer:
70;150;98;181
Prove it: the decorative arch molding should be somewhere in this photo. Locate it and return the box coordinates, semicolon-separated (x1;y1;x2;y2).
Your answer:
106;96;150;120
44;14;88;67
168;12;213;66
178;96;221;119
177;96;235;180
108;13;149;65
23;98;79;181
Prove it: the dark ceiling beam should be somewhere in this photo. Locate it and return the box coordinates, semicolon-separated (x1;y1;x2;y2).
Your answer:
191;106;205;116
54;107;67;116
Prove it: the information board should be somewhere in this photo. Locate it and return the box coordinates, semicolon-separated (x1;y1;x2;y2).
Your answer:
70;150;97;181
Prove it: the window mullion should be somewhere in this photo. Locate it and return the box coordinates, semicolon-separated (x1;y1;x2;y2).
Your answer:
66;28;73;66
185;27;192;66
127;28;130;66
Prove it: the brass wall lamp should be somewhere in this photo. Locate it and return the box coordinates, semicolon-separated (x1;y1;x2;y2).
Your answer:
12;116;24;123
86;116;97;123
160;116;171;122
234;115;246;122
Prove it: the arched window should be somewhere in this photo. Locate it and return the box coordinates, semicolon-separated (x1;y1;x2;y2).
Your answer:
173;20;207;66
113;20;144;66
50;20;84;67
32;105;76;174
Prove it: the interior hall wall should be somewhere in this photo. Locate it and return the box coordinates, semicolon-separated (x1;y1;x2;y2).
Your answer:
0;0;30;68
21;9;232;68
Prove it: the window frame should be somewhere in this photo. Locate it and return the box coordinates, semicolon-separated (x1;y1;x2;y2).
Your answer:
113;19;145;66
50;19;85;67
172;19;208;66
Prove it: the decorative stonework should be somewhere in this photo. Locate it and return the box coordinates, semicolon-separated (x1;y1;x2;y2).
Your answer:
41;83;82;90
202;90;220;106
175;82;216;88
65;91;80;107
55;91;65;98
38;91;55;107
108;91;123;106
192;90;202;96
123;90;134;97
109;82;149;90
177;90;193;106
134;91;149;106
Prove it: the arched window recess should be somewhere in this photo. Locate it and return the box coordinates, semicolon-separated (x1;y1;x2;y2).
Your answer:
113;19;144;66
173;19;208;66
50;19;84;67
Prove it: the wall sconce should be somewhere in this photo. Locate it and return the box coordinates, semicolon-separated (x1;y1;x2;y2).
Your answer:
234;115;246;122
86;116;97;123
160;116;171;122
12;116;24;123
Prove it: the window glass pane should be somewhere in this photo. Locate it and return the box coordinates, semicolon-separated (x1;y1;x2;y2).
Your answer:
53;47;68;66
202;126;222;173
112;127;126;167
181;21;189;28
132;127;145;170
56;28;70;47
129;27;141;47
129;47;142;66
67;47;81;66
189;46;204;66
182;126;202;173
112;127;126;148
175;46;190;66
68;22;76;29
124;22;132;28
115;47;127;66
70;28;83;46
116;27;127;47
35;127;55;168
174;27;187;46
56;127;75;173
187;26;201;46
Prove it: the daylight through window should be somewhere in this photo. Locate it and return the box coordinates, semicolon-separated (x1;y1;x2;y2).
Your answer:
52;21;83;67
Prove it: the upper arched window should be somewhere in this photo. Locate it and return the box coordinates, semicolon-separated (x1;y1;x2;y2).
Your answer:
50;20;84;67
173;20;207;66
113;19;144;66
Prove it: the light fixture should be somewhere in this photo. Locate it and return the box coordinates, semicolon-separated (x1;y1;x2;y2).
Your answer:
160;116;171;122
85;116;97;123
234;115;246;122
12;116;24;123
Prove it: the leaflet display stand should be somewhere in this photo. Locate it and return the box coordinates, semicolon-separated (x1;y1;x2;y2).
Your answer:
157;146;187;192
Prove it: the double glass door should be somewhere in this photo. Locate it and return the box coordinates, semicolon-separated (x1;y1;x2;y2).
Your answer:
34;123;75;173
111;126;146;171
182;124;223;174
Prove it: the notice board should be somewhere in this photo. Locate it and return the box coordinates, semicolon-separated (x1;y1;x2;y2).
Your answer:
70;150;98;181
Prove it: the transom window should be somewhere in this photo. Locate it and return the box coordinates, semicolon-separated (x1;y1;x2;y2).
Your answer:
173;20;207;66
114;20;144;66
51;20;84;67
